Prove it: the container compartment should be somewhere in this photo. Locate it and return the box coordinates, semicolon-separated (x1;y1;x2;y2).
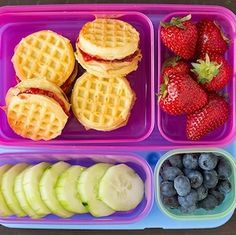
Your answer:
157;12;236;145
0;11;154;145
155;148;236;220
0;150;153;224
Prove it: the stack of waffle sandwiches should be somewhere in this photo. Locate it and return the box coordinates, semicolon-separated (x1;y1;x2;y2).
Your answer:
4;18;142;140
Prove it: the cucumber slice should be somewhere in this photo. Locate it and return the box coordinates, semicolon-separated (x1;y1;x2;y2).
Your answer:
23;162;51;217
56;165;88;214
0;164;14;217
78;163;115;217
14;166;39;218
98;164;144;211
2;163;29;217
39;162;73;218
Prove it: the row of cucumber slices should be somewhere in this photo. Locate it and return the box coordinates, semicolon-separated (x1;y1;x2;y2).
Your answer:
0;161;144;218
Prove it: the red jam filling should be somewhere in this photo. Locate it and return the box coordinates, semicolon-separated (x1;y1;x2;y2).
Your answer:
19;88;69;116
16;73;76;95
80;48;139;62
16;76;21;83
61;65;77;95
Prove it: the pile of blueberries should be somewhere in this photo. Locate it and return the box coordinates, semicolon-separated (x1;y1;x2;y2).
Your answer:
160;152;232;213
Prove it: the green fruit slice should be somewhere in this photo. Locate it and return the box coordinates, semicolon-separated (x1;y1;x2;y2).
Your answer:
39;162;73;218
78;163;115;217
14;166;39;218
2;163;29;217
23;162;51;217
99;164;144;211
56;165;88;214
0;164;14;217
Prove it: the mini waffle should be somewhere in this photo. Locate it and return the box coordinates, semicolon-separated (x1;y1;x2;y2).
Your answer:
5;79;70;141
71;73;135;131
78;18;140;60
12;30;75;87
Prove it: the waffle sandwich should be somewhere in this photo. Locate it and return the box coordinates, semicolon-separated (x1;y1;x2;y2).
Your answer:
5;79;70;141
12;30;77;94
71;72;135;131
75;18;142;78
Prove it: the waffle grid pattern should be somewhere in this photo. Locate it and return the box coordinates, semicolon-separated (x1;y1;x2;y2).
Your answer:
82;19;138;48
8;100;63;140
12;31;74;86
72;74;134;130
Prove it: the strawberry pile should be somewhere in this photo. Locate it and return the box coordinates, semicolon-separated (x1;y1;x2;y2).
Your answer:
159;14;232;141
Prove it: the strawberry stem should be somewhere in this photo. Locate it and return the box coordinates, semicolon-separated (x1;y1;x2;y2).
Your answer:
217;91;229;100
191;54;221;84
160;14;192;29
158;76;169;101
163;56;181;68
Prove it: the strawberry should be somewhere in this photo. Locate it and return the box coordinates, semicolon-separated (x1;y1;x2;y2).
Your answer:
162;56;190;77
159;74;207;115
186;94;229;140
197;20;229;56
191;54;232;91
160;14;198;60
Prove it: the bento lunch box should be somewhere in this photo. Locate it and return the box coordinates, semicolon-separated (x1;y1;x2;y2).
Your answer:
0;3;236;230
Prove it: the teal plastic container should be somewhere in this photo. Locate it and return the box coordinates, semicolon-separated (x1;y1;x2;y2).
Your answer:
155;148;236;220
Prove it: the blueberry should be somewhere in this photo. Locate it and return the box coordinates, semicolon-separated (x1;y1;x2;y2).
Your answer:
183;168;192;176
217;158;232;179
186;170;203;189
160;181;176;197
162;196;179;209
161;167;183;181
183;153;199;169
168;154;183;169
199;194;218;210
174;175;191;196
217;179;231;194
203;170;218;189
178;189;198;208
180;204;197;214
198;153;218;170
196;185;208;201
209;189;225;205
161;160;172;170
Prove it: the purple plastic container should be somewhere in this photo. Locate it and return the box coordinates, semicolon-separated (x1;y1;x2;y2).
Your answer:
157;11;236;145
0;150;153;225
0;11;154;145
0;4;236;151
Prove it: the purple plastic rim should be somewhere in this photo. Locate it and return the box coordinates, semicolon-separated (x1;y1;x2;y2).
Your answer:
0;10;155;145
0;150;154;225
157;10;236;145
0;4;235;14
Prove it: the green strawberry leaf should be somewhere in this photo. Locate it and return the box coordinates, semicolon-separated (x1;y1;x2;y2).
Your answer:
163;56;181;68
217;91;229;100
158;76;169;101
160;14;192;29
191;54;221;84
